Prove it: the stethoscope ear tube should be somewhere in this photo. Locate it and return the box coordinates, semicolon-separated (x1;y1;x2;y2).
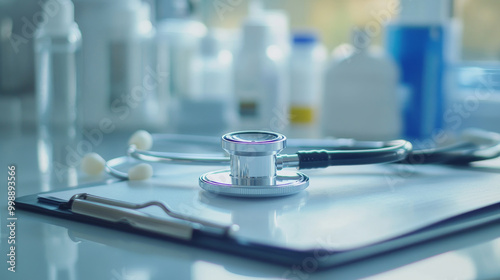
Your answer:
296;140;413;169
98;129;500;195
396;129;500;165
128;145;230;166
128;135;414;170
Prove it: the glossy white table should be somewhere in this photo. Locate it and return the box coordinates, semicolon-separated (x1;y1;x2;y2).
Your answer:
2;128;500;280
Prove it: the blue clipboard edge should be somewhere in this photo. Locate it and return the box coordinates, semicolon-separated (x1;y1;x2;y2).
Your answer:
16;184;500;270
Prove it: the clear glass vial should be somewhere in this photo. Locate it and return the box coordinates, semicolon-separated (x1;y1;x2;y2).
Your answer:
35;0;82;190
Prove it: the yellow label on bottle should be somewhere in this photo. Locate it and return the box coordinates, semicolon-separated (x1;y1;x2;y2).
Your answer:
239;102;257;117
290;106;315;124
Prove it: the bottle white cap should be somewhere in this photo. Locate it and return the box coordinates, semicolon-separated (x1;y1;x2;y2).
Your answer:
241;0;271;50
139;2;152;24
248;0;264;19
42;0;77;33
398;0;451;25
110;0;151;35
265;10;290;53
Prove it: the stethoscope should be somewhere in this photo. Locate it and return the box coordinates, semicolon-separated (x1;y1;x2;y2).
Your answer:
82;129;500;198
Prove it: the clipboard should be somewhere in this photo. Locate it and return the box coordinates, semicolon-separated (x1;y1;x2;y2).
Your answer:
17;164;500;269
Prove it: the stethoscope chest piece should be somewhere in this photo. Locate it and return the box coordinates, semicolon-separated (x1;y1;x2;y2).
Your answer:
198;131;310;197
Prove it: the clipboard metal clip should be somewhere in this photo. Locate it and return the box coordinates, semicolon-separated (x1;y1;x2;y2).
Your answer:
64;193;239;240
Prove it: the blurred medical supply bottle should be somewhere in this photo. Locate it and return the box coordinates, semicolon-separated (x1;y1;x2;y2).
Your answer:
176;30;236;135
1;1;39;130
265;9;291;61
35;0;82;189
288;31;326;138
234;0;288;132
156;0;206;98
108;0;160;131
0;2;35;96
386;0;451;140
322;30;401;141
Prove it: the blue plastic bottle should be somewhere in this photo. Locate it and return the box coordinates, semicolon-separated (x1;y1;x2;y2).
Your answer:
386;0;451;140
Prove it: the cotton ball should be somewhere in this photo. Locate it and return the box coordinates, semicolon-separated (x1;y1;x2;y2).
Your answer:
128;163;153;181
81;153;106;175
128;130;153;150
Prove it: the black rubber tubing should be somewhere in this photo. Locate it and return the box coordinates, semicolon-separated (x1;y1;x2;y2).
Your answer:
297;140;413;170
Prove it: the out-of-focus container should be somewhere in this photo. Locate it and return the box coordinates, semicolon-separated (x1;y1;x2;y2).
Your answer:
107;0;160;131
234;0;288;132
385;0;452;140
323;30;401;141
35;0;82;190
170;30;236;135
287;31;326;138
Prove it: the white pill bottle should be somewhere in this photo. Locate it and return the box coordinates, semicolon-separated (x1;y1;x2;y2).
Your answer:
322;29;401;141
